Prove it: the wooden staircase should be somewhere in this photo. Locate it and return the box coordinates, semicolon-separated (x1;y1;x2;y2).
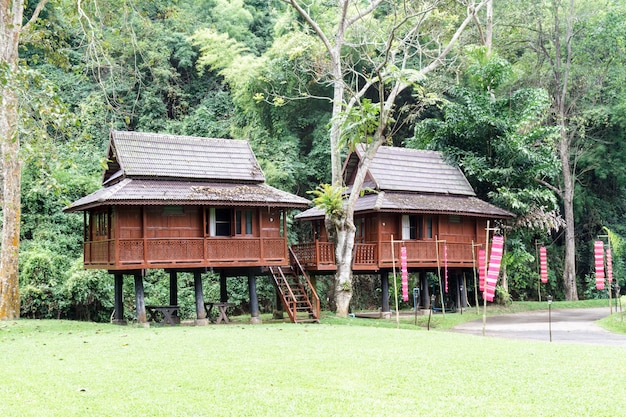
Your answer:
270;248;320;323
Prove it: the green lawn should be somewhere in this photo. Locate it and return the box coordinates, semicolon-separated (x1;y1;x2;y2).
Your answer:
2;306;626;417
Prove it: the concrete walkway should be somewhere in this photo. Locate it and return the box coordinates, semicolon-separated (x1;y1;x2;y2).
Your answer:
450;307;626;346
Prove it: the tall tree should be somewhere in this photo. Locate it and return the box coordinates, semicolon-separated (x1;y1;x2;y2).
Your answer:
411;49;563;298
285;0;489;316
0;0;49;320
509;0;626;300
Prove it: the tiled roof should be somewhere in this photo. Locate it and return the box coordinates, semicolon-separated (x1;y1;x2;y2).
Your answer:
103;131;264;184
295;191;513;220
346;146;475;195
64;179;310;212
65;131;311;212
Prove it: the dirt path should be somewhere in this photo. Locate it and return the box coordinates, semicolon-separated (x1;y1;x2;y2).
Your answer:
449;307;626;346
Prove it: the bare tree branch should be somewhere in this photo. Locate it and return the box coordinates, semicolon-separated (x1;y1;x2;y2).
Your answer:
21;0;49;33
421;1;489;75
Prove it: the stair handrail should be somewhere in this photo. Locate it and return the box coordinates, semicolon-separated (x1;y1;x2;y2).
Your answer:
289;246;321;320
270;266;298;322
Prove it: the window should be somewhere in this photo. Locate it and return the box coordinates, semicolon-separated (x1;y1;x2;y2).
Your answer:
425;216;433;239
449;215;461;224
235;209;254;235
209;208;232;237
355;217;366;243
93;211;110;237
402;215;419;240
245;210;253;234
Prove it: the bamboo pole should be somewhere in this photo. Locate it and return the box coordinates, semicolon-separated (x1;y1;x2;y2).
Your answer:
598;234;612;314
536;240;542;302
482;221;490;337
605;235;617;314
435;235;445;318
391;235;400;328
471;240;480;314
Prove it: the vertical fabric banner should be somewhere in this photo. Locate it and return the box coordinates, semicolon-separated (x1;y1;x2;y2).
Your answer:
478;249;486;292
401;246;408;302
540;246;548;284
444;243;449;293
607;247;613;285
594;240;605;290
485;236;504;302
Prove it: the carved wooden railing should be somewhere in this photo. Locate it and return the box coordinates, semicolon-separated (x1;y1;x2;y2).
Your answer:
84;237;288;267
291;240;477;270
206;239;261;261
379;240;474;265
291;242;335;269
353;243;378;267
84;240;116;265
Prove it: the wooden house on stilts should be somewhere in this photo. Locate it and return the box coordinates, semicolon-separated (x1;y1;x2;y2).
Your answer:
64;131;317;325
293;145;514;315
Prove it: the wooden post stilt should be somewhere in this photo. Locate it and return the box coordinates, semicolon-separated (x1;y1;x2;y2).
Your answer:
421;271;430;309
113;273;126;325
455;274;460;310
220;270;228;303
381;270;391;319
194;271;208;326
169;271;178;306
134;272;147;326
248;272;262;324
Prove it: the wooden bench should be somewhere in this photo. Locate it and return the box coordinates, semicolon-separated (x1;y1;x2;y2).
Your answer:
145;305;181;325
204;302;234;324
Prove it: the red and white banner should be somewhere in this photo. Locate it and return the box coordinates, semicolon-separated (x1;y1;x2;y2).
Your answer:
478;249;486;292
484;236;504;302
594;240;605;290
444;243;449;293
401;246;408;302
540;246;548;284
607;247;613;285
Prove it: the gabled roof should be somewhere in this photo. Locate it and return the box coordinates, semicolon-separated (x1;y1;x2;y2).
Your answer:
344;145;475;196
103;131;264;184
297;145;513;220
64;131;310;212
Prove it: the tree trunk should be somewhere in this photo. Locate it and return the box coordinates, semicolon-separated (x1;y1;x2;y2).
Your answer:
0;0;25;320
334;222;355;317
559;131;578;300
552;0;578;301
289;0;488;316
486;0;493;53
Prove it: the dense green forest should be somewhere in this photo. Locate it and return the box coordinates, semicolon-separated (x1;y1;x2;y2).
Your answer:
2;0;626;321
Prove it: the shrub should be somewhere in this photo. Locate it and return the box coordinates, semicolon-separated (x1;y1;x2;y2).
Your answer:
65;260;114;322
20;248;68;318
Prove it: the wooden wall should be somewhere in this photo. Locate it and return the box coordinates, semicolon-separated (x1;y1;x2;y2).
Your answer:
312;213;488;245
93;206;285;241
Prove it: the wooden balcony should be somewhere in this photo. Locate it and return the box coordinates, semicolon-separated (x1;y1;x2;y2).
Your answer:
291;240;477;272
83;237;289;270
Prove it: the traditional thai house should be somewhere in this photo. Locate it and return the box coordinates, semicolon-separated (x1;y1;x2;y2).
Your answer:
292;146;514;314
64;131;316;325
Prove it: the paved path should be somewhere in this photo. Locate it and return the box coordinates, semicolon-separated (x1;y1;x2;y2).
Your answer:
450;307;626;346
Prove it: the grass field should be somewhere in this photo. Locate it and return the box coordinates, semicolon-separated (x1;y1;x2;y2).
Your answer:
1;302;626;416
